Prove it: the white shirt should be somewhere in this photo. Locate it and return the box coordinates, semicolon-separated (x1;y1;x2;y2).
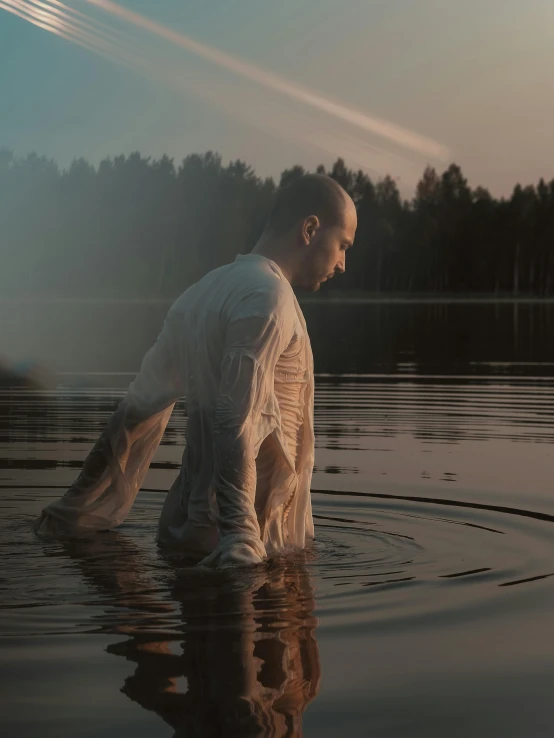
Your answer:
34;254;316;567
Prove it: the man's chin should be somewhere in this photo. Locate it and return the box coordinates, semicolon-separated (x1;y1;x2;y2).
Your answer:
293;279;323;292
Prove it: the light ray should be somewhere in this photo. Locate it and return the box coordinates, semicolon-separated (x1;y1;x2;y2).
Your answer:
43;0;133;45
85;0;450;160
2;0;143;69
1;0;106;55
1;0;441;182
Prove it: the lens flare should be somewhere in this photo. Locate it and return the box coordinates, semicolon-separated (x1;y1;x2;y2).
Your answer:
1;0;451;183
85;0;449;160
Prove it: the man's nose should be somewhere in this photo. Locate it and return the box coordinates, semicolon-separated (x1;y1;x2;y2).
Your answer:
336;259;345;274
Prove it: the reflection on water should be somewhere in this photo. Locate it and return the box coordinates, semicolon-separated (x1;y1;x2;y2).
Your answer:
4;299;554;375
305;300;554;375
2;302;554;736
53;536;319;737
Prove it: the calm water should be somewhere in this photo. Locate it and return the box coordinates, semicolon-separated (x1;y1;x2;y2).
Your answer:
1;301;554;737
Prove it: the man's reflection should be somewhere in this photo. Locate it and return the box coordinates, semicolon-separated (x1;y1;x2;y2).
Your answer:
58;534;320;737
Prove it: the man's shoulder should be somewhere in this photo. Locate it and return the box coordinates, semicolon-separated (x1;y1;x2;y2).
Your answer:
168;256;293;320
233;260;293;317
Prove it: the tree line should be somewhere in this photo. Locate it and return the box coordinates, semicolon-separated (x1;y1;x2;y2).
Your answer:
1;147;553;297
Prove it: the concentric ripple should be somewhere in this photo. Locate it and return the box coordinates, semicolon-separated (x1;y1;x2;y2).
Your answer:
306;489;554;631
3;372;554;737
2;373;554;641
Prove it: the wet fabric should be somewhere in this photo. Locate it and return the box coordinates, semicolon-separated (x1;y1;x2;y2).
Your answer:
34;254;315;567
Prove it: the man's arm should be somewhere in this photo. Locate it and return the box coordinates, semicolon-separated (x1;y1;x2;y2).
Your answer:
34;312;184;537
200;308;292;568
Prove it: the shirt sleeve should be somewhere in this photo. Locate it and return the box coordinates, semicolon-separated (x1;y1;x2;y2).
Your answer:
34;313;184;537
199;306;293;568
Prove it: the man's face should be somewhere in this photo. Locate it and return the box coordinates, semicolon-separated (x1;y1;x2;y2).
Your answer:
294;200;357;292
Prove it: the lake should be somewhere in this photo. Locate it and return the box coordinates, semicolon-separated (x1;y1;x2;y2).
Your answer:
1;299;554;737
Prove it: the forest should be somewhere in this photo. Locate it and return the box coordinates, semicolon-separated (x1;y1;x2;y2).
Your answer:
1;147;553;297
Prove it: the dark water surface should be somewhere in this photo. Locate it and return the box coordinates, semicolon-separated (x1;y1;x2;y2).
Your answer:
1;301;554;736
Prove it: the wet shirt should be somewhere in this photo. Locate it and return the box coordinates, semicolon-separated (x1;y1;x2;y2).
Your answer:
34;254;315;567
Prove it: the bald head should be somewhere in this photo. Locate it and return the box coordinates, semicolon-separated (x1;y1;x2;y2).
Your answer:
252;173;357;292
264;174;350;237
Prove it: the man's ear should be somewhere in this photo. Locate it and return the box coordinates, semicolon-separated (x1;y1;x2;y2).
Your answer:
302;215;320;245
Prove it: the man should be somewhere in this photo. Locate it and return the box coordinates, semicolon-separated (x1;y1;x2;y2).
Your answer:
34;174;357;567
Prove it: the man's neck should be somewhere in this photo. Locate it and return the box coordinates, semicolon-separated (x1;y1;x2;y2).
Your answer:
251;234;295;284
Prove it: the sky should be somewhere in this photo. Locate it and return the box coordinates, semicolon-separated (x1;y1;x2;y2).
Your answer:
1;0;553;196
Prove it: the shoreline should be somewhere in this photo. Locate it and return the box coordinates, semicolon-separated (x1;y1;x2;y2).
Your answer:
3;294;554;305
